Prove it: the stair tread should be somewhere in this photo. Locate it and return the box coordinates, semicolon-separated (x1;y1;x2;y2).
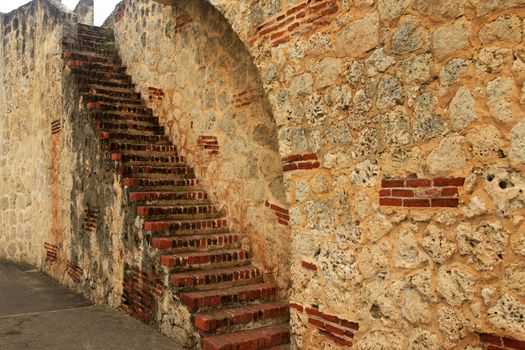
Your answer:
195;302;288;321
202;325;290;350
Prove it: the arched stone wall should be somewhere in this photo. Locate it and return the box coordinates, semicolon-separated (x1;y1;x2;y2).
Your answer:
114;0;525;348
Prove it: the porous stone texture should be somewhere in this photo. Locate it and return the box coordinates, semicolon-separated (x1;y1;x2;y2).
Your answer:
3;0;525;348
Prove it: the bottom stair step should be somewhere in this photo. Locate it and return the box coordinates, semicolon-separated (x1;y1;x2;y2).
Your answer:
194;302;289;333
202;324;290;350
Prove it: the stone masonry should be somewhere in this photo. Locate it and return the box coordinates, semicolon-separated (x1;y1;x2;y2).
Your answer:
1;0;525;349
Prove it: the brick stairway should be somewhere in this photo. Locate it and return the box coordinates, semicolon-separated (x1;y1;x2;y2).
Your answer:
63;23;290;350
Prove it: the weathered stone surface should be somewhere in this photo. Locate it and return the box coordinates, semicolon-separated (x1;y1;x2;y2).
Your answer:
439;58;471;90
378;0;411;21
456;221;509;275
401;289;431;324
394;226;428;269
357;330;404;350
510;119;525;163
488;294;525;334
503;263;525;297
479;14;522;44
376;75;405;109
351;160;380;187
475;47;512;74
412;0;466;20
437;264;477;307
409;268;436;302
437;307;472;349
367;48;396;73
408;328;440;350
335;12;380;58
449;86;478;131
391;15;429;54
433;18;471;59
422;224;456;264
469;125;502;158
487;76;517;122
357;242;391;279
381;107;411;145
427;136;467;175
475;0;525;15
315;57;343;89
484;166;525;217
402;54;433;83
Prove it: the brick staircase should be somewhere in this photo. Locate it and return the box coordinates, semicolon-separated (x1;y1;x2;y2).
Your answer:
63;23;290;350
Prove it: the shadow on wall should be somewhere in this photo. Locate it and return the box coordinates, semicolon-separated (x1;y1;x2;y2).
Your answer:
110;0;291;294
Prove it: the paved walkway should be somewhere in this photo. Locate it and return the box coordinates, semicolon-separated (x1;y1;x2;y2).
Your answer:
0;261;180;350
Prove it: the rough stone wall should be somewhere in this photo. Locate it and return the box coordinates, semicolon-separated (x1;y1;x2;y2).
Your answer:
110;0;291;294
74;0;94;26
136;0;524;348
0;0;75;267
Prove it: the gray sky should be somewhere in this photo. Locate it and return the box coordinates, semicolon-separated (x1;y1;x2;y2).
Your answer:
0;0;121;25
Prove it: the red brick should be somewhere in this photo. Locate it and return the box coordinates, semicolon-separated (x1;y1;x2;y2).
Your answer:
379;189;391;197
306;307;323;317
308;317;325;329
301;261;318;271
433;177;465;187
405;179;432;187
403;199;430;207
379;197;402;206
382;179;405;188
302;153;318;161
322;313;340;324
392;189;414;197
441;187;459;196
339;319;359;330
503;337;525;350
431;198;459;207
479;333;502;345
289;303;303;312
298;162;314;170
486;346;506;350
282;163;298;172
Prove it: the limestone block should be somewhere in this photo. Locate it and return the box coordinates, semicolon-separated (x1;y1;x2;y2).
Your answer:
462;195;489;218
436;264;477;307
352;128;380;159
456;221;509;275
357;242;391;278
469;125;502;158
351;159;380;187
381;107;411;145
335;12;380;58
433;18;471;59
366;48;396;73
317;243;358;284
394;226;428;269
450;86;478;130
346;61;365;87
488;294;525;334
310;176;329;194
475;0;525;15
376;74;405;109
401;289;431;324
402;53;434;83
484;166;525;216
510;119;525;163
422;224;456;264
378;0;411;21
511;229;525;257
391;15;429;54
440;58;471;90
475;47;512;74
412;0;466;20
437;306;472;349
315;57;343;89
357;330;404;350
427;135;467;175
479;14;522;44
503;263;525;297
487;76;517;122
290;73;313;98
363;213;393;242
408;328;440;350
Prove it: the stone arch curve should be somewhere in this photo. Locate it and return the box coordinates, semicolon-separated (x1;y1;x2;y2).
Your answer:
111;0;291;293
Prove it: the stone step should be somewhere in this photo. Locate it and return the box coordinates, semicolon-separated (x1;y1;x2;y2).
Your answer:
129;190;208;203
152;233;241;253
63;49;120;64
86;101;152;115
85;93;143;106
171;266;263;290
76;76;135;90
116;164;194;177
194;302;289;334
87;86;140;100
96;121;163;134
143;218;228;233
66;59;125;73
101;131;169;144
63;42;117;58
137;203;217;218
75;39;116;52
78;23;112;35
106;142;177;153
123;178;198;190
78;31;114;42
160;249;249;271
92;111;158;124
111;152;183;163
202;324;290;350
71;68;132;83
180;283;277;313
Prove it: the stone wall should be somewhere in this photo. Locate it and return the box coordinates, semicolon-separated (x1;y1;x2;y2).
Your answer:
0;0;75;267
118;0;525;348
110;0;291;294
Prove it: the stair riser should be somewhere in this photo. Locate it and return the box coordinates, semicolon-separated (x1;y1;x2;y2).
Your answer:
88;96;144;106
87;102;151;115
117;166;193;177
138;205;215;217
106;143;178;153
172;269;263;291
202;328;290;350
93;113;158;124
129;192;208;202
64;51;121;65
161;251;249;270
97;123;163;133
196;310;289;335
152;235;240;253
144;219;227;233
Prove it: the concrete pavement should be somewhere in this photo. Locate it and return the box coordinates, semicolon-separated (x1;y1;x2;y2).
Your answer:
0;261;180;350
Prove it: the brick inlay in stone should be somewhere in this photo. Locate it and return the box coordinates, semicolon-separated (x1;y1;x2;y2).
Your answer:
265;201;290;226
83;207;99;234
282;153;320;172
380;177;464;208
51;120;61;134
233;88;264;108
44;242;58;263
66;261;83;283
198;135;219;154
